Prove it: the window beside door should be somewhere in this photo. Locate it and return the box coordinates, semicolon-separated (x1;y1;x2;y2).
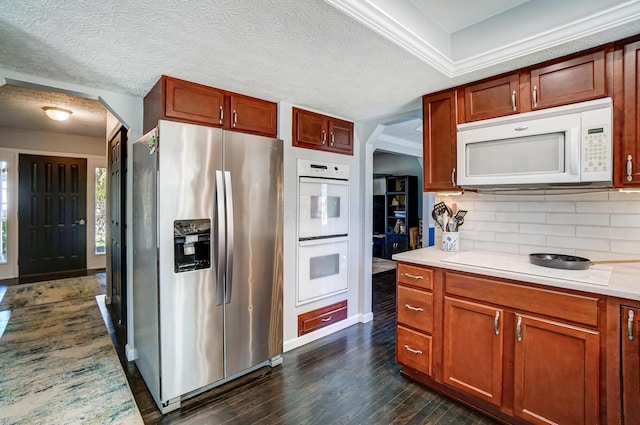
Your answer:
94;167;106;255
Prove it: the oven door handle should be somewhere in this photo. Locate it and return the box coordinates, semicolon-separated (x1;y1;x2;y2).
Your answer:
299;235;349;246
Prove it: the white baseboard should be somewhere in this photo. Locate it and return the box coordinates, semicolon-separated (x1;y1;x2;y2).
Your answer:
360;312;374;323
283;314;359;352
125;344;137;362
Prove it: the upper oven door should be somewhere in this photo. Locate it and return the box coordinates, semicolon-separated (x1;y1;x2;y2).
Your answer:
298;177;349;239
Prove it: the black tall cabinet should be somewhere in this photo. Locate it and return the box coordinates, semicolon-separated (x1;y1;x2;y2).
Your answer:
384;176;418;259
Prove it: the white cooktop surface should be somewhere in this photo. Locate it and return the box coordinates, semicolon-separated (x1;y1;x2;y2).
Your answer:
440;251;612;286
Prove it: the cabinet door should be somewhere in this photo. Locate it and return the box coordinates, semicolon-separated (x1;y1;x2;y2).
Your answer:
164;76;225;127
463;74;519;122
443;297;504;407
423;90;458;191
292;108;328;149
328;118;354;155
513;314;599;425
621;41;640;187
530;51;606;110
621;305;640;424
229;94;277;137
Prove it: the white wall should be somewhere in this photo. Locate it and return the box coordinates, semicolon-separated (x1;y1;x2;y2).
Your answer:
435;190;640;260
279;102;365;352
0;126;107;278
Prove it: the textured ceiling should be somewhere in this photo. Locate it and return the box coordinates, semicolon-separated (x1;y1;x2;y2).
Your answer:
1;0;640;140
0;85;105;138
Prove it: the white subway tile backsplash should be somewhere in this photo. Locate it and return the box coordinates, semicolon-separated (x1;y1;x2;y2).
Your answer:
545;236;610;252
495;212;546;223
547;213;609;226
609;215;640;228
448;190;640;257
521;202;575;213
520;223;575;236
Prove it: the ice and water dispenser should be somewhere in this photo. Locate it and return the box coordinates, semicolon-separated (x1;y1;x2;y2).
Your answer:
174;219;211;273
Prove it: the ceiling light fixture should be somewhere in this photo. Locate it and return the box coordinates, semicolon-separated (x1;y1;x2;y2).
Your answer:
42;107;72;121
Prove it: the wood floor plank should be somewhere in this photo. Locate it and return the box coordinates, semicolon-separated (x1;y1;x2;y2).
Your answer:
106;268;499;424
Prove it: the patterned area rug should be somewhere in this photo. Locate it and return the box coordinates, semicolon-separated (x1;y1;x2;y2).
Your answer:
0;277;143;424
0;274;106;310
372;257;396;274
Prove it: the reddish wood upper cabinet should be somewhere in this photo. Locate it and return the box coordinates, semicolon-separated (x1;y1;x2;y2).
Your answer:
530;50;606;110
443;297;504;407
144;75;277;137
463;74;520;122
228;93;277;137
292;107;353;155
619;40;640;187
422;90;458;191
621;304;640;424
513;314;600;425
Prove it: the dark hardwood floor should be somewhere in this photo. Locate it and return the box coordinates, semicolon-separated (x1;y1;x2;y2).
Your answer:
107;270;498;424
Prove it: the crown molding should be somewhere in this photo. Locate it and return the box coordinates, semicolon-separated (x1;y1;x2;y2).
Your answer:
324;0;640;77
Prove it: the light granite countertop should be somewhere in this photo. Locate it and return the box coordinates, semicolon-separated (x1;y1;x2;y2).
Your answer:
393;247;640;301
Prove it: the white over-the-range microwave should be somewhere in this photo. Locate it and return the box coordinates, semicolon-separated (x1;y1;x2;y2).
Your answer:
456;97;612;189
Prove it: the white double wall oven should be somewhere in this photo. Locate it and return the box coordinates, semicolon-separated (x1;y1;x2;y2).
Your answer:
296;159;350;305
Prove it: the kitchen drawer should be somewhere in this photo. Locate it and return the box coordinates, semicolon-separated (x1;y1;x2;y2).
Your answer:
397;285;433;333
297;300;347;336
397;263;433;290
396;325;432;377
445;271;599;327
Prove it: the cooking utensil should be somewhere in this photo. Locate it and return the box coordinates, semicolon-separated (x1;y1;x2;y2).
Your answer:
529;253;640;270
431;202;452;231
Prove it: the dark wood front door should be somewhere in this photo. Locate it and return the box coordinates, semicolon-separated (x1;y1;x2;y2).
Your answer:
18;154;87;278
108;127;127;325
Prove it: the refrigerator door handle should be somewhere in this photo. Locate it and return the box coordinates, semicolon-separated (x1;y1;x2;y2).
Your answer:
215;170;226;306
224;170;234;304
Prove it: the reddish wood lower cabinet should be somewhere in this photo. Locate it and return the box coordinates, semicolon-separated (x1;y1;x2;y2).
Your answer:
513;314;600;425
297;300;347;336
443;297;504;407
621;304;640;424
395;263;607;425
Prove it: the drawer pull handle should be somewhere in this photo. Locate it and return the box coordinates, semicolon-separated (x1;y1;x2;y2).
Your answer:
405;304;424;312
516;316;522;342
404;345;423;355
233;110;238;127
219;106;224;124
628;155;633;182
533;85;538;108
321;316;332;322
511;90;516;111
629;310;635;341
322;129;326;145
403;273;424;280
494;311;500;335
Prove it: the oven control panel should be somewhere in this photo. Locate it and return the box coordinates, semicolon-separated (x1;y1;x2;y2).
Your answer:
297;159;349;180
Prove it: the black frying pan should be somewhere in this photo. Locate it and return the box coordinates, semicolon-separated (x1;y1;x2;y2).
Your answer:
529;253;640;270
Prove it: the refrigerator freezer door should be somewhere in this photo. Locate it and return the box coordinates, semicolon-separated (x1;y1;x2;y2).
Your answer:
156;120;225;401
223;131;283;378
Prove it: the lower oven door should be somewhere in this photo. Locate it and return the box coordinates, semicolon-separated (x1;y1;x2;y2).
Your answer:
297;237;348;305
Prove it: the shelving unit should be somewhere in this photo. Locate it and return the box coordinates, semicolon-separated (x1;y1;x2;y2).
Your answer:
384;176;418;259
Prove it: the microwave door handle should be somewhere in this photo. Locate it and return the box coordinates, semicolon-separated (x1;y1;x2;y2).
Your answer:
569;128;580;176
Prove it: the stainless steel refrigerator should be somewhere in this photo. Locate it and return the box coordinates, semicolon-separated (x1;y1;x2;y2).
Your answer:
132;120;283;413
